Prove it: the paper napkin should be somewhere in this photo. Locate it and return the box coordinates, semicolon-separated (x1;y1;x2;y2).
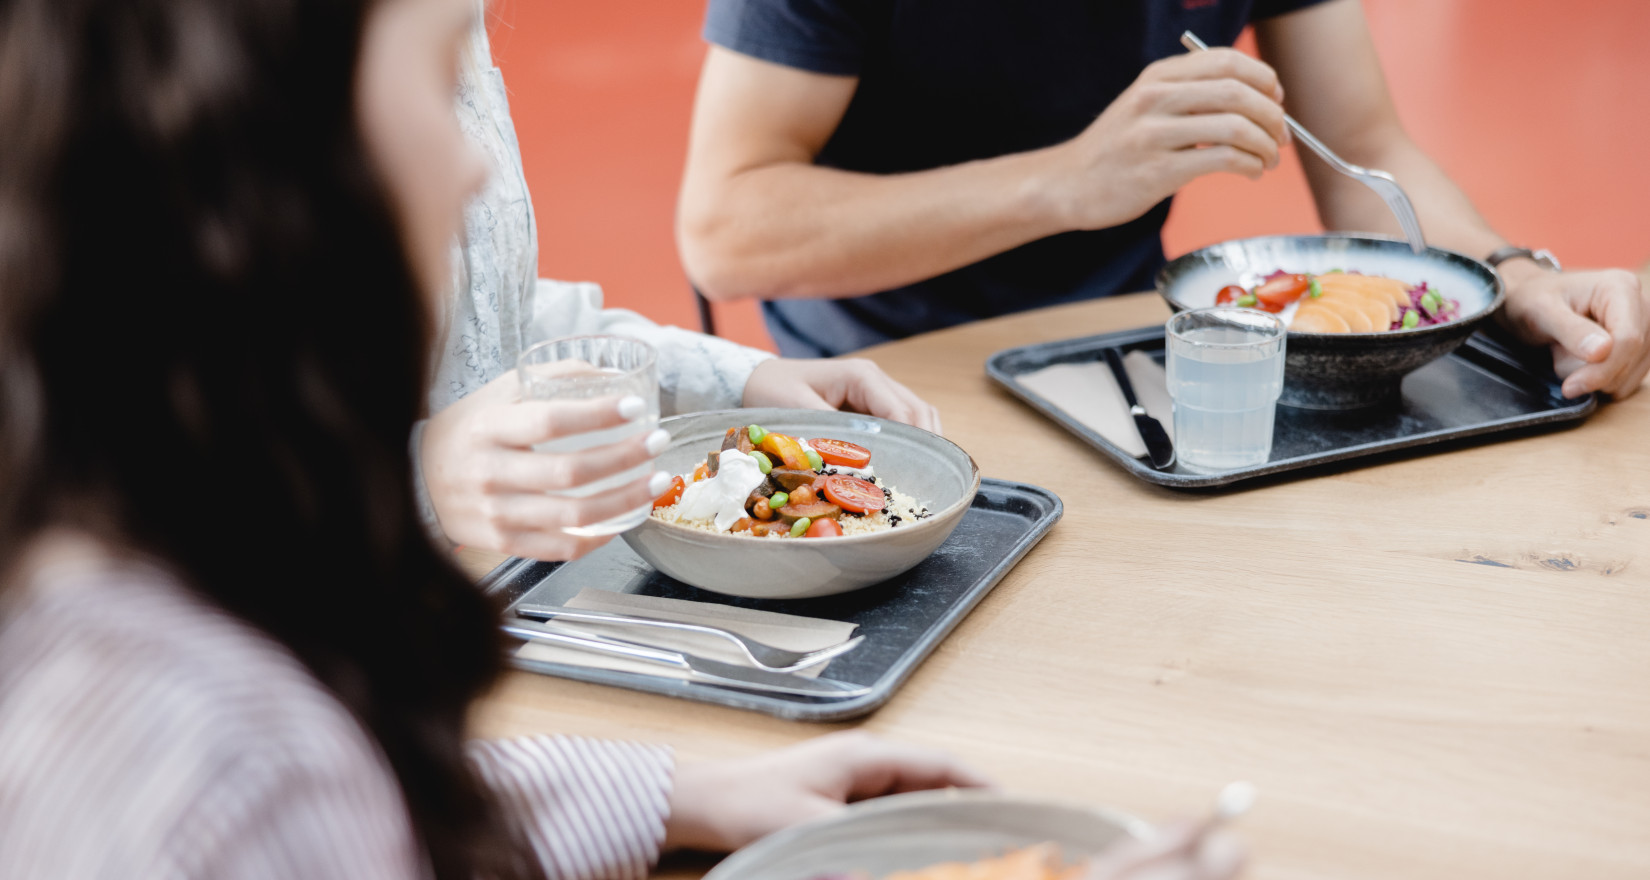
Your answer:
1014;350;1174;458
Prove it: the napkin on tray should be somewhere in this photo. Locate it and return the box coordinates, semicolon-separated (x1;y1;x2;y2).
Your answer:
514;588;860;680
1014;350;1174;459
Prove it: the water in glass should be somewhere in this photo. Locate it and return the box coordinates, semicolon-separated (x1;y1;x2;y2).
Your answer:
518;337;659;537
1166;310;1286;472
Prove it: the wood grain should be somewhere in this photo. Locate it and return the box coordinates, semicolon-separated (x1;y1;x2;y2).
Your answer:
462;294;1650;880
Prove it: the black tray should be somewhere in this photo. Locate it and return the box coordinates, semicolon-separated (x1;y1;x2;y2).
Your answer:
478;478;1062;722
987;327;1596;488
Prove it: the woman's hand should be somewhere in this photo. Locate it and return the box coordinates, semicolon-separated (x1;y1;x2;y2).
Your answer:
663;731;990;853
742;358;944;434
1498;265;1649;399
1085;820;1246;880
419;372;672;560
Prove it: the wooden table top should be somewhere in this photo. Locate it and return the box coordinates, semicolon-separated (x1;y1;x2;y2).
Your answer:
462;293;1650;880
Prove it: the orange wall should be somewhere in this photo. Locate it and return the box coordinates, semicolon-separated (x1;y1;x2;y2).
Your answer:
489;0;1650;353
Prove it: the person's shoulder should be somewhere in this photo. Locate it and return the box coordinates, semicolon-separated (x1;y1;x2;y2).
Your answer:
703;0;881;77
0;564;404;874
1249;0;1340;22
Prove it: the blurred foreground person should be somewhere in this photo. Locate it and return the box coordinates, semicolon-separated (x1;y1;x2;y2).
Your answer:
0;0;983;877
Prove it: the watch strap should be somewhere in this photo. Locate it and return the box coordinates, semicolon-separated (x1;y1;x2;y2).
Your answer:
1486;245;1562;272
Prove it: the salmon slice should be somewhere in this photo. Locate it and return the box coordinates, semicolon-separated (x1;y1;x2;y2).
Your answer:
1329;288;1395;328
1291;303;1351;333
1310;294;1376;331
1319;273;1410;316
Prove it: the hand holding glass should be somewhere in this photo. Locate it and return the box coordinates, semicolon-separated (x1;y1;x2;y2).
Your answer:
517;336;661;537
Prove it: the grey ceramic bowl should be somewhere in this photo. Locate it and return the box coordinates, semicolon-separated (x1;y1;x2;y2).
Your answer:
1158;234;1504;409
704;789;1145;880
620;408;980;599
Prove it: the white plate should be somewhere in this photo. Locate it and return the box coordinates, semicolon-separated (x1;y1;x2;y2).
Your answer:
704;789;1148;880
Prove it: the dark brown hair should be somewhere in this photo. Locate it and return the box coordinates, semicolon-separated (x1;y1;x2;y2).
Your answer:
0;1;536;877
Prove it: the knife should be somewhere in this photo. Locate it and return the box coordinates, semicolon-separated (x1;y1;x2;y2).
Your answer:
1102;346;1175;469
501;618;873;700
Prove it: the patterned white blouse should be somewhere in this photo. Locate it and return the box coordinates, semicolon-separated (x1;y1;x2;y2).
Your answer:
433;6;771;418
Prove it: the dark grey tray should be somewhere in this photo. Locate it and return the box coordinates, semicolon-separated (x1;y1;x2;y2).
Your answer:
987;327;1596;488
478;478;1062;722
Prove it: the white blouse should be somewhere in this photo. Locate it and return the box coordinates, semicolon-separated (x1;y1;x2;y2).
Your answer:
433;8;771;418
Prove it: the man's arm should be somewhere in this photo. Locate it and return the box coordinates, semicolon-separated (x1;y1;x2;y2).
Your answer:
1257;0;1648;398
677;46;1289;302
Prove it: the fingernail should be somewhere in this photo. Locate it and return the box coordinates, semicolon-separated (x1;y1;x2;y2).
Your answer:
617;395;646;419
645;428;671;456
1579;332;1609;360
647;471;673;496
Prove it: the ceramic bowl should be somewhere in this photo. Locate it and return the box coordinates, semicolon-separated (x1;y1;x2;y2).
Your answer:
1157;234;1504;409
704;789;1146;880
620;408;980;599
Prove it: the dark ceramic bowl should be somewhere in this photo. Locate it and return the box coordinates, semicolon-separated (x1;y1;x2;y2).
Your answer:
621;408;980;599
1157;234;1504;409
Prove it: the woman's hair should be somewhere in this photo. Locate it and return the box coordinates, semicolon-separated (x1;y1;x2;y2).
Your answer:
0;1;536;878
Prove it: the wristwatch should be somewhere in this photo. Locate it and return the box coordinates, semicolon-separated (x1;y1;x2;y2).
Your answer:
1485;245;1562;273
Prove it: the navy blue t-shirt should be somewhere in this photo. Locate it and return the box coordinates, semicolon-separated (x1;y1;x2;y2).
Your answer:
704;0;1330;356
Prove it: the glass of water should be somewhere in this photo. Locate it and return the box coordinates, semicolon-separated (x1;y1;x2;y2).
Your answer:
1165;307;1287;473
517;335;659;537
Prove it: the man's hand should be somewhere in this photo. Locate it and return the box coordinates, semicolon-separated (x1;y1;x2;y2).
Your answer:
663;731;990;853
420;372;671;560
743;358;943;434
1498;265;1649;399
1047;48;1288;232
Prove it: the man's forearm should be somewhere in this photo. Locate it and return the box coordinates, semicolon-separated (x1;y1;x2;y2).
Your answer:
679;148;1072;302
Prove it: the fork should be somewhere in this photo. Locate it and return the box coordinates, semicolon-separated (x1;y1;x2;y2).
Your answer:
513;603;865;673
1180;31;1427;254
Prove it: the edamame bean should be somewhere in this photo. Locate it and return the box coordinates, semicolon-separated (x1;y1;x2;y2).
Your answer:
748;424;766;444
751;450;773;474
805;449;824;471
769;491;789;509
789;517;811;537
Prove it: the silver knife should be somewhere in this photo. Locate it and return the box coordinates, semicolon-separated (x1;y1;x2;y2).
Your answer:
501;619;872;700
1103;346;1175;469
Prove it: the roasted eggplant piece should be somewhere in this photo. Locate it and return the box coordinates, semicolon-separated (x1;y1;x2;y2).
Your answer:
775;500;841;525
768;468;819;491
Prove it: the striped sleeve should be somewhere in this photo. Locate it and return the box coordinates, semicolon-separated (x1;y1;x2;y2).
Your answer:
468;735;675;880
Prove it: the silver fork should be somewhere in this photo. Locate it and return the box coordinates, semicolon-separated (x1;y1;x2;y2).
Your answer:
1180;31;1427;254
513;603;865;673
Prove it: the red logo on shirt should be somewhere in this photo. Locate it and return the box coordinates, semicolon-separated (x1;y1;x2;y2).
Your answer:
1183;0;1219;8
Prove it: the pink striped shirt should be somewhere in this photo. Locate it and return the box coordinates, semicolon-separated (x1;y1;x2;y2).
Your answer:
0;561;674;880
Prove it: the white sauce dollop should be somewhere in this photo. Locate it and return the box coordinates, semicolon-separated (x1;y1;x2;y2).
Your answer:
674;449;765;531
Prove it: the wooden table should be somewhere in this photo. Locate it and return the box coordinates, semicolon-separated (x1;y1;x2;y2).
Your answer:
464;293;1650;880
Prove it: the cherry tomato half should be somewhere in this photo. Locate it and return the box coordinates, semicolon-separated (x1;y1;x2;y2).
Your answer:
1215;285;1245;306
805;518;844;538
652;475;685;509
821;475;886;514
1253;274;1311;311
810;438;872;468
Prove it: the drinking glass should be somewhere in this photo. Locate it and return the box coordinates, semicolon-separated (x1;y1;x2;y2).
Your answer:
1165;307;1286;472
517;335;659;536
